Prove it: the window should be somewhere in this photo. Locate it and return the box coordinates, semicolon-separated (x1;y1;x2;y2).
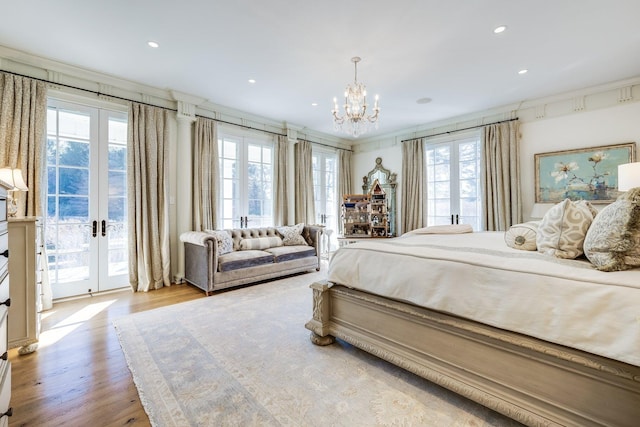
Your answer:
425;134;482;230
46;98;128;298
312;150;338;250
218;132;274;229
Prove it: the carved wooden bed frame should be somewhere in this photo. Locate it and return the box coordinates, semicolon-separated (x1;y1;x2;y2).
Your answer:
305;281;640;427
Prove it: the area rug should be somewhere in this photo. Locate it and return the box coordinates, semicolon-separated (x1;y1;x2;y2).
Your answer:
114;271;522;427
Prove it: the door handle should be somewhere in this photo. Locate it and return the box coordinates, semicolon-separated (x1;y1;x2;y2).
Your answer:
92;220;97;237
1;249;8;258
240;216;244;228
102;220;106;237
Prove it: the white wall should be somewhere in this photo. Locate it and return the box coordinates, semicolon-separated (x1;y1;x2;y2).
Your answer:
520;102;640;220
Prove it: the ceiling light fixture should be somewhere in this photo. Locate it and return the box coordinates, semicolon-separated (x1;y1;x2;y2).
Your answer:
493;25;507;34
332;56;380;138
518;69;528;75
248;79;256;84
147;41;159;48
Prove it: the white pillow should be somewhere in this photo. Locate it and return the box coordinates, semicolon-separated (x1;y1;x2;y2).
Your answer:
204;229;234;254
239;236;283;250
536;199;598;259
504;221;539;251
276;223;308;246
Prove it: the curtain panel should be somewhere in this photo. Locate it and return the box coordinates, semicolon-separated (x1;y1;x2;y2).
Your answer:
337;149;353;235
294;140;316;224
481;120;522;231
401;138;425;233
273;135;289;226
127;103;171;292
193;117;218;231
0;72;47;216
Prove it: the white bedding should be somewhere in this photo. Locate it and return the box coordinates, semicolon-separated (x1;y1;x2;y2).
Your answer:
327;232;640;367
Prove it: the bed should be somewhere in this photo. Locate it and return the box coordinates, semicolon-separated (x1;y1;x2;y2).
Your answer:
305;232;640;427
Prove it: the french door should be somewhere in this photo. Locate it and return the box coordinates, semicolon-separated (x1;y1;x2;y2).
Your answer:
312;150;338;251
425;135;483;231
46;99;129;299
218;133;274;229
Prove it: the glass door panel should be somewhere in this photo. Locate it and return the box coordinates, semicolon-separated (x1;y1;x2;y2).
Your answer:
46;99;128;299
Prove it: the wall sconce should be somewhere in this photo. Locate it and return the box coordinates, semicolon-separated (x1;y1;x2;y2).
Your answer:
0;167;29;217
618;162;640;192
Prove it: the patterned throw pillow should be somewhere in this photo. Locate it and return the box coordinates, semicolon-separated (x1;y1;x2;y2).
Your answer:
583;188;640;271
504;221;539;251
204;229;234;255
536;199;598;259
276;223;308;246
239;236;283;250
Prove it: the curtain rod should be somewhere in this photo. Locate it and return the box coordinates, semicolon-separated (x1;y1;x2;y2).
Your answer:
400;117;519;143
1;69;350;151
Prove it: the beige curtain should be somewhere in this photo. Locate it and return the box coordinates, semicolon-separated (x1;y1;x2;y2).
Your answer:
294;140;315;224
0;73;47;216
192;117;218;231
273;135;289;226
337;149;353;235
401;138;425;233
127;103;171;292
481;120;522;231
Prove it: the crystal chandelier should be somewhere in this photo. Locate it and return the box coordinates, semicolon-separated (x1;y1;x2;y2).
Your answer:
332;57;380;138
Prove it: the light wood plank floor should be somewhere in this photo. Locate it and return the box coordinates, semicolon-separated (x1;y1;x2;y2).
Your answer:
9;283;204;427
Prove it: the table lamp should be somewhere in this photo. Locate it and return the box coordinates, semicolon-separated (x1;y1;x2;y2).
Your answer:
0;167;29;217
618;162;640;192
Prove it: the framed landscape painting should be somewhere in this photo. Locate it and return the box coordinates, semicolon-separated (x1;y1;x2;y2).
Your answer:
535;142;636;203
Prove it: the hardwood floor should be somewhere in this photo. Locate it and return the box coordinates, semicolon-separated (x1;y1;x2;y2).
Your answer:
9;283;204;427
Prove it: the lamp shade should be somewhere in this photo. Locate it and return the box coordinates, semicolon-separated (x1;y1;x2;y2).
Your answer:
0;168;28;191
618;162;640;192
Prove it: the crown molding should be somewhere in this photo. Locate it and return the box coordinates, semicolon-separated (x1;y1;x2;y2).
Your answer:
352;76;640;152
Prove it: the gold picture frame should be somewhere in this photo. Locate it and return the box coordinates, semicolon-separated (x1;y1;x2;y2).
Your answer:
534;142;636;203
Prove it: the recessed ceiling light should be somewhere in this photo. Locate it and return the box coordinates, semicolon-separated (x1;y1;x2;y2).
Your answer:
416;97;432;104
518;69;528;75
493;25;507;34
248;79;256;84
311;103;318;107
147;41;159;48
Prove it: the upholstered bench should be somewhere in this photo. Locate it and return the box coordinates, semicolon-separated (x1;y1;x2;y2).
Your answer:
180;224;321;295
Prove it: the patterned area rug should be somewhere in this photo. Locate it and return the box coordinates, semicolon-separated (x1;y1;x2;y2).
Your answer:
114;271;522;427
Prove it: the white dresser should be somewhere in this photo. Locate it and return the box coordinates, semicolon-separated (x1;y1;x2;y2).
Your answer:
0;182;13;424
8;217;42;354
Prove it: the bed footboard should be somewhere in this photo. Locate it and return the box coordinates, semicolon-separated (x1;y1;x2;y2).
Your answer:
305;281;640;427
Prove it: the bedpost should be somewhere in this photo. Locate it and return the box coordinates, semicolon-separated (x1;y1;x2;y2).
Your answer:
305;281;336;346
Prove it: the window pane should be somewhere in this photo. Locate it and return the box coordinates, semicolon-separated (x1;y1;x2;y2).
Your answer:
248;145;261;163
59;168;89;195
58;140;89;167
59;196;89;220
59;110;90;139
223;140;237;159
109;118;127;143
109;171;126;196
108;197;126;222
109;146;127;170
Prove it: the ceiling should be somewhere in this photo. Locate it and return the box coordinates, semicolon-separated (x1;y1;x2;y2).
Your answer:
2;1;640;141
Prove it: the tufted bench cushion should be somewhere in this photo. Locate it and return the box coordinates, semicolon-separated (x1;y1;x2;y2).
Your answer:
218;250;274;272
265;246;316;262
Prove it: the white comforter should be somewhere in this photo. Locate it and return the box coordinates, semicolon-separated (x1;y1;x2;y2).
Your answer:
328;232;640;367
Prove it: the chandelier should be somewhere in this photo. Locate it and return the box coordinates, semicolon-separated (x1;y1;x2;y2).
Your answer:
332;57;380;138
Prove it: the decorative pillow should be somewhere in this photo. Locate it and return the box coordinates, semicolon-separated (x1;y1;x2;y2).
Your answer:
536;199;598;259
204;229;234;255
583;188;640;271
239;236;283;251
504;221;539;251
276;223;308;246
